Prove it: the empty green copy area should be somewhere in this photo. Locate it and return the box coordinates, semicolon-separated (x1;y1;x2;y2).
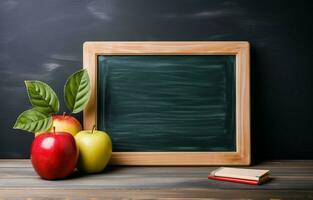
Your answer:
97;55;236;152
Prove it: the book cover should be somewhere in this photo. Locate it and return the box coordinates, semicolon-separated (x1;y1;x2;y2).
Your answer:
208;175;259;185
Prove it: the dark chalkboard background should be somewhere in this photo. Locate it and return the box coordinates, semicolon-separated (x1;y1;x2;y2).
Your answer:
0;0;312;159
97;55;236;152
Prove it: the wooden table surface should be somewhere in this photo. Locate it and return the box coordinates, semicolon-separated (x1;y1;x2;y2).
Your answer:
0;160;312;199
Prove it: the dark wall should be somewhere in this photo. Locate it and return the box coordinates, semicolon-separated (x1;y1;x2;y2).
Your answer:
0;0;312;159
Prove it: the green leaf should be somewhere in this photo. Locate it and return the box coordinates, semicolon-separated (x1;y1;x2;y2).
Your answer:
25;80;59;114
13;109;52;133
64;69;91;113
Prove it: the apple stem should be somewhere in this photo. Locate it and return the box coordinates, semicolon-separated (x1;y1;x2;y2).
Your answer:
92;125;96;134
62;112;66;118
53;126;56;134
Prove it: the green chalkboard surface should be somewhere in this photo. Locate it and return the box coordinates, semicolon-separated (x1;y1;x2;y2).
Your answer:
97;55;236;152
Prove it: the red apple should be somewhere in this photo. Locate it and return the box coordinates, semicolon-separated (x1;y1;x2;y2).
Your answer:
36;113;82;137
31;129;78;180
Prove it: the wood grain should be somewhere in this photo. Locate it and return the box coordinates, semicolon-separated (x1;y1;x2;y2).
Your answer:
0;160;312;199
0;189;312;200
83;41;250;165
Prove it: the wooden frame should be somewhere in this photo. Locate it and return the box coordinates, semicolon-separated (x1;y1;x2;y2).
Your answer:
83;42;250;166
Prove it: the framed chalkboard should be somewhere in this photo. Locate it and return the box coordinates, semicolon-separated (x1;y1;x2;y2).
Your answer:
83;42;250;165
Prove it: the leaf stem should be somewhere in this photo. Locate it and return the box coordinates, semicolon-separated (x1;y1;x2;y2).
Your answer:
91;125;96;134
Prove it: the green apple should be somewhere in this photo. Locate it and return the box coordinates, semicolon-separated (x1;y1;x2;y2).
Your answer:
75;126;112;173
36;113;82;137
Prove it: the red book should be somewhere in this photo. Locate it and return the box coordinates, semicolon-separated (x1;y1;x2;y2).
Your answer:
208;175;259;185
